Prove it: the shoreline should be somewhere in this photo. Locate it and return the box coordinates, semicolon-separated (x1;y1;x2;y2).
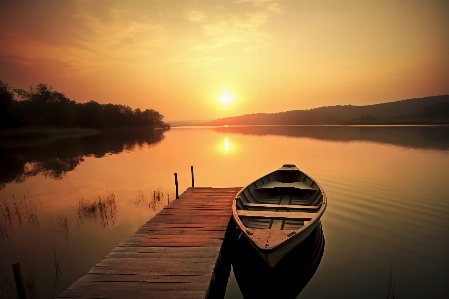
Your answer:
0;126;170;139
0;127;101;139
0;127;170;149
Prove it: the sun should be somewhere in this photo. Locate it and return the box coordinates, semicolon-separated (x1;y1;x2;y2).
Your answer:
220;91;233;105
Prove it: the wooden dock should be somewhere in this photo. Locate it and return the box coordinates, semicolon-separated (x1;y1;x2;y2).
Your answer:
57;187;242;299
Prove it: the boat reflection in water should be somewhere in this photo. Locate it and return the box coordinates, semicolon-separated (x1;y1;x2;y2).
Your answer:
232;222;325;299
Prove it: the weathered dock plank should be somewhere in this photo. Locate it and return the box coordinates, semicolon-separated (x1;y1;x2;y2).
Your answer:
57;187;241;299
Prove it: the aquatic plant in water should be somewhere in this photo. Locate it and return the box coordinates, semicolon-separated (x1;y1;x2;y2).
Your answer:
387;260;396;299
76;192;117;229
54;250;66;287
135;189;172;212
0;193;39;242
0;264;39;299
0;265;16;299
49;215;69;240
23;266;39;299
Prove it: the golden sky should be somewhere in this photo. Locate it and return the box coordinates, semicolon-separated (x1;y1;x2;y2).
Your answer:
1;0;448;121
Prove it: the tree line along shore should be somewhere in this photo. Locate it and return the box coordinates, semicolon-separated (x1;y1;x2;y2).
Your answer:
0;80;170;135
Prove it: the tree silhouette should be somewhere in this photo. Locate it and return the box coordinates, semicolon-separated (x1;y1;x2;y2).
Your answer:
0;80;169;129
13;83;77;127
0;81;15;128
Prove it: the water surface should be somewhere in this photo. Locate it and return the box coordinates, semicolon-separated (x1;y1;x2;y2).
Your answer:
1;126;448;298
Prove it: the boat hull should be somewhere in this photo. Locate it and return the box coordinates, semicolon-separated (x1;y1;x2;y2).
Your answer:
250;218;321;267
232;222;325;298
232;164;327;267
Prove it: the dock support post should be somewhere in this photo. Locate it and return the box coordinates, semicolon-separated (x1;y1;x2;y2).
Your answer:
191;166;194;187
12;263;27;299
174;173;179;199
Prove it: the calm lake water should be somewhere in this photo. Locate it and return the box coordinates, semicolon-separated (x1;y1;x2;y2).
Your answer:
1;125;449;298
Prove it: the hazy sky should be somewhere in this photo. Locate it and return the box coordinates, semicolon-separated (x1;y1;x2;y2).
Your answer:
1;0;448;121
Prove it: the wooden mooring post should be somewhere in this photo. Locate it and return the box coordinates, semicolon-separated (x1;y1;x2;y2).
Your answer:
174;166;195;198
12;263;27;299
174;172;179;199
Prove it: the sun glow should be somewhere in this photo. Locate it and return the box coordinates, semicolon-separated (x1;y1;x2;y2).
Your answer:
220;91;233;105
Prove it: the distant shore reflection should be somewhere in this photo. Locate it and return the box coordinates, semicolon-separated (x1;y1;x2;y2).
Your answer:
0;128;168;189
232;222;324;299
214;125;449;150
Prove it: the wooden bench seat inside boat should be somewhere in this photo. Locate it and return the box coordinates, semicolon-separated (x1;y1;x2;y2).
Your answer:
255;181;316;190
237;210;316;220
241;202;321;210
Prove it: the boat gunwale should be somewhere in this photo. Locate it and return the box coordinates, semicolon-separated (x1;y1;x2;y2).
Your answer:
232;166;327;254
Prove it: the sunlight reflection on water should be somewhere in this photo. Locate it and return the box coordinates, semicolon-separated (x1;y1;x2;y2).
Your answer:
0;126;448;298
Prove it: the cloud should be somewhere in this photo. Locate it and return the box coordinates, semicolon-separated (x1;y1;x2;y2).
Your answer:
0;1;282;75
30;9;168;75
161;0;281;67
0;30;54;68
195;1;280;50
200;11;270;47
265;3;281;14
0;2;175;78
165;54;224;68
188;10;206;22
236;0;281;13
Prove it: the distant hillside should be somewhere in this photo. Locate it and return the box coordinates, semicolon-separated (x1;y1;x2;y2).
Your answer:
204;95;449;125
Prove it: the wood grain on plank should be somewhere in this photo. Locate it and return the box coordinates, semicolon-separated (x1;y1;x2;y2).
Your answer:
57;187;241;299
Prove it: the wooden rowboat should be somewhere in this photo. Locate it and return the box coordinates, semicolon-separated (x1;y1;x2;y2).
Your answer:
232;222;325;298
232;164;327;267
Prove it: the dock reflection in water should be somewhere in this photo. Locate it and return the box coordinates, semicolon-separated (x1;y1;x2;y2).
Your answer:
232;222;324;299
